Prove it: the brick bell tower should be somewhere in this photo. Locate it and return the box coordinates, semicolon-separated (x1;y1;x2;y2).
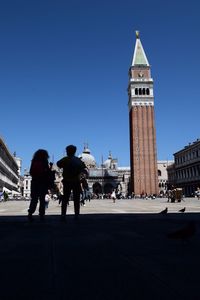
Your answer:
128;31;158;196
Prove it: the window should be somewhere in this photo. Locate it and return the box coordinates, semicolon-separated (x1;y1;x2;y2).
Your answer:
158;170;161;176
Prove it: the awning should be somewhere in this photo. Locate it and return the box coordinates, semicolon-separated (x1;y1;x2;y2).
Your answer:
3;187;12;193
12;191;21;195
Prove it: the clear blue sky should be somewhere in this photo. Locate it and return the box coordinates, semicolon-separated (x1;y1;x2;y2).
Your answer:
0;0;200;172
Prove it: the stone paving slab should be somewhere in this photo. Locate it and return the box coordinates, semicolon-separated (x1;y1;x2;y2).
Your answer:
0;197;200;216
0;199;200;299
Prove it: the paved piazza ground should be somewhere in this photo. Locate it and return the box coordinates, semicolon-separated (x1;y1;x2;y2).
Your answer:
0;197;200;299
0;196;200;216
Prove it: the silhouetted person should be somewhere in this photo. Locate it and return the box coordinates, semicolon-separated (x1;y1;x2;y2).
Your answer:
48;162;56;190
80;172;89;206
197;187;200;200
28;149;51;221
111;189;116;203
57;145;87;220
3;191;8;201
45;189;51;209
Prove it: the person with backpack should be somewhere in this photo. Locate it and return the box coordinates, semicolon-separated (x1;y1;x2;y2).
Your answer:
28;149;51;221
80;172;89;206
57;145;87;220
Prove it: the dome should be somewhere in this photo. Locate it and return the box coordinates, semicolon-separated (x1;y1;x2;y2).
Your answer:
79;146;96;168
103;152;112;169
103;152;118;170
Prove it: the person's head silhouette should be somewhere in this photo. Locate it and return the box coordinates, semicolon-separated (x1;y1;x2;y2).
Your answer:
66;145;76;157
32;149;49;161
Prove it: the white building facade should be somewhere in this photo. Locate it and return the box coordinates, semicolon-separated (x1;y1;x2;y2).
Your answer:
167;139;200;196
0;137;20;196
157;160;174;195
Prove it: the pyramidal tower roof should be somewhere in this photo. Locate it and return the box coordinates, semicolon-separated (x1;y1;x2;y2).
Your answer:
131;31;150;67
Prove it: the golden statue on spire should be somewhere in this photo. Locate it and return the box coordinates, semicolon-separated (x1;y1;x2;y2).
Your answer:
135;30;140;39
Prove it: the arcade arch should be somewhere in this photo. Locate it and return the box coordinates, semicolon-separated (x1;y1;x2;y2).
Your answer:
92;182;102;194
104;183;114;194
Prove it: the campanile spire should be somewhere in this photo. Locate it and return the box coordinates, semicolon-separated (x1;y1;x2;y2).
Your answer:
132;31;149;67
128;32;158;196
135;30;139;38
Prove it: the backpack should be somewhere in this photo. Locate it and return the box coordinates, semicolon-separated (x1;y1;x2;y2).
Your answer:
48;170;56;188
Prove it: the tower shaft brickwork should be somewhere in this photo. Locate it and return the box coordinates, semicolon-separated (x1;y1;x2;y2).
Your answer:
128;32;158;196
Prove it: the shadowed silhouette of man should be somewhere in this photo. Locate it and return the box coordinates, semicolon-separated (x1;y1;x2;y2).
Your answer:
57;145;87;220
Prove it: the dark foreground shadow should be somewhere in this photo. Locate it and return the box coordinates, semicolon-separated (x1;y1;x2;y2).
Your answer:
0;213;199;300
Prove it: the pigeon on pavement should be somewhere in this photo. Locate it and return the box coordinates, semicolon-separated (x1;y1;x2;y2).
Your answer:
160;207;168;215
179;207;186;213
